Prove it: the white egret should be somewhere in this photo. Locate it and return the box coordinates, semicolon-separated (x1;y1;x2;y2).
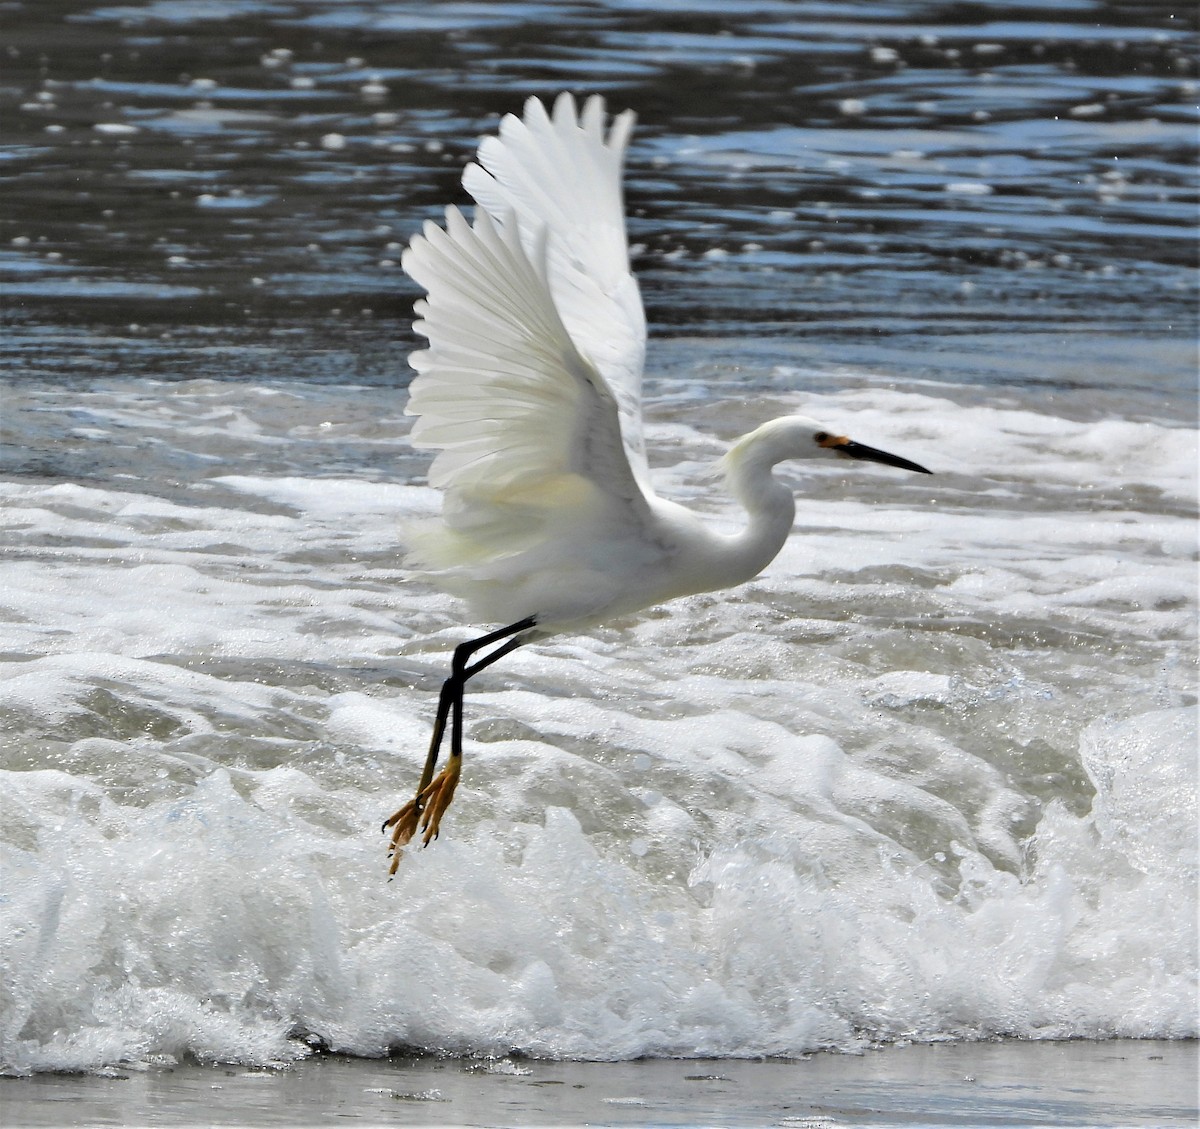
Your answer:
384;93;931;869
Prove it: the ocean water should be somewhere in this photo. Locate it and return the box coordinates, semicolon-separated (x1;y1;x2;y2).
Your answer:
2;0;1197;1076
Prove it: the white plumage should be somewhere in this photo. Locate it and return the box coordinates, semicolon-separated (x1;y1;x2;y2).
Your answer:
385;93;931;865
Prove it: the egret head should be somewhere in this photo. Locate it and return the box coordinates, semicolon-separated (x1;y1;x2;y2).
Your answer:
724;414;932;477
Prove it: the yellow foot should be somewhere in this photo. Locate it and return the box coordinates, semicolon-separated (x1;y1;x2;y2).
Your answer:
382;757;461;874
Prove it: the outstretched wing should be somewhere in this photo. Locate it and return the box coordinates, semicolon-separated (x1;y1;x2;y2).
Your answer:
463;92;649;483
402;205;659;625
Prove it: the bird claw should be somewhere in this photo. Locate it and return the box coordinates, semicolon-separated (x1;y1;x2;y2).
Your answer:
383;757;461;874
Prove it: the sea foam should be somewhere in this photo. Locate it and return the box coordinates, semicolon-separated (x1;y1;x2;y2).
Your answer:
1;384;1196;1072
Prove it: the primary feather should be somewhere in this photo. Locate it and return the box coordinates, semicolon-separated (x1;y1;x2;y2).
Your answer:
462;92;648;481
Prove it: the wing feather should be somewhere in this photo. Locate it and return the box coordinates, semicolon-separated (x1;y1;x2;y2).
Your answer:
402;199;659;624
462;92;649;482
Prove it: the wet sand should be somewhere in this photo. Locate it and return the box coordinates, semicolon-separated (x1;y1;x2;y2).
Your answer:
1;1040;1194;1127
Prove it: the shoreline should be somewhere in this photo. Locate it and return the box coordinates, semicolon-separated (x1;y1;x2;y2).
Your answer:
1;1038;1195;1127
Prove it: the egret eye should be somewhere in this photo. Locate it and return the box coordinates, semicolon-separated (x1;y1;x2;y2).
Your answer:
814;431;830;444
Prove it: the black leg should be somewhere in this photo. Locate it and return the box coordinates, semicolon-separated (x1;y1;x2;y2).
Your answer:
384;616;535;862
417;615;536;794
448;634;527;758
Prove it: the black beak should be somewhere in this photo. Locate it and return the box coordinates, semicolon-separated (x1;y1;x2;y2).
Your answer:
835;439;932;475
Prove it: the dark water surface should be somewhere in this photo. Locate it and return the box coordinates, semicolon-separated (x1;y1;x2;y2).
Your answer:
3;1;1196;421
